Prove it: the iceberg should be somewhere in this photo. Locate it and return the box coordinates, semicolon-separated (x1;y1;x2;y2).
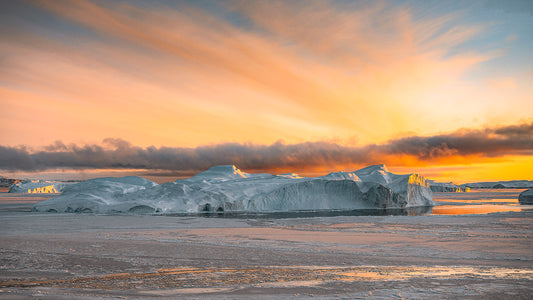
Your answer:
0;176;19;188
427;180;470;192
518;189;533;205
8;179;72;194
31;176;157;213
32;165;434;214
462;180;533;189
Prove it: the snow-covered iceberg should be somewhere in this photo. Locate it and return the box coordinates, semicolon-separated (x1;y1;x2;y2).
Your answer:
9;179;72;194
427;180;470;192
32;165;434;214
31;177;157;212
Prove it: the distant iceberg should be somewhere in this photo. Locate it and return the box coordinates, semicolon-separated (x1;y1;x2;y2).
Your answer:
32;165;434;214
9;179;72;194
462;180;533;189
427;180;470;192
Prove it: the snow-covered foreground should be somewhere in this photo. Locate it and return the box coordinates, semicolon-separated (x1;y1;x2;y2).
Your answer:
32;165;434;214
1;204;532;299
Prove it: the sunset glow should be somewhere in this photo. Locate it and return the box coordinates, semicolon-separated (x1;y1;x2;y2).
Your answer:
1;0;532;182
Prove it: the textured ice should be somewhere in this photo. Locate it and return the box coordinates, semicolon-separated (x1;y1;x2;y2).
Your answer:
9;179;72;194
32;165;434;214
31;177;157;213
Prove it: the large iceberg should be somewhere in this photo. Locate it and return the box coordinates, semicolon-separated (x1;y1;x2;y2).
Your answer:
9;179;72;194
32;165;434;214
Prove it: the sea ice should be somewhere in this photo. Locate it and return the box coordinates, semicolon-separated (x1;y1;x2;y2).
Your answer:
32;165;434;214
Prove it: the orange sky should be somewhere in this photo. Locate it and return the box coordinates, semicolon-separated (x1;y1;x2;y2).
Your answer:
0;0;532;182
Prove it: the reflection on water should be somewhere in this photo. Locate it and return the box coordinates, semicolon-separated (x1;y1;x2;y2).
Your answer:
432;188;531;216
432;204;522;215
436;198;518;204
433;189;526;200
187;188;531;217
165;206;433;219
339;266;533;281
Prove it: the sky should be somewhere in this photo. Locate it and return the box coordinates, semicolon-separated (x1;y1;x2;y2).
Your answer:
1;0;532;183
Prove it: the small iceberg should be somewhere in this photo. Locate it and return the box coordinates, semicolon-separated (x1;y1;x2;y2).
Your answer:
518;189;533;205
9;179;72;194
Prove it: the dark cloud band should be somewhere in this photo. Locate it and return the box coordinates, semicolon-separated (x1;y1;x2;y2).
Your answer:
1;122;532;172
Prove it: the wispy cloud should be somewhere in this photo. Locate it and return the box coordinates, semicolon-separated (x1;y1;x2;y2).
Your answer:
1;122;531;172
486;77;517;89
0;0;506;148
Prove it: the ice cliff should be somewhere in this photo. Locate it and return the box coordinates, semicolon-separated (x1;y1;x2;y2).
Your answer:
32;165;434;214
9;179;72;194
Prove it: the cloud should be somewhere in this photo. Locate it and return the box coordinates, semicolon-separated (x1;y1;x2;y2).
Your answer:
486;77;517;89
383;122;533;159
1;122;532;172
0;0;501;148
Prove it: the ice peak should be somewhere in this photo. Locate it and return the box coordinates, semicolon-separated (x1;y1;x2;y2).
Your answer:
321;171;361;182
207;165;239;172
354;164;393;185
207;165;245;176
190;165;248;181
355;164;389;174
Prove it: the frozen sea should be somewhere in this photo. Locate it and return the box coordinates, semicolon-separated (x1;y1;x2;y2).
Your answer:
0;188;532;299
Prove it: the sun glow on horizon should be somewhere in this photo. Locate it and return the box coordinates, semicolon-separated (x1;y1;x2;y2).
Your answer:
0;0;532;182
